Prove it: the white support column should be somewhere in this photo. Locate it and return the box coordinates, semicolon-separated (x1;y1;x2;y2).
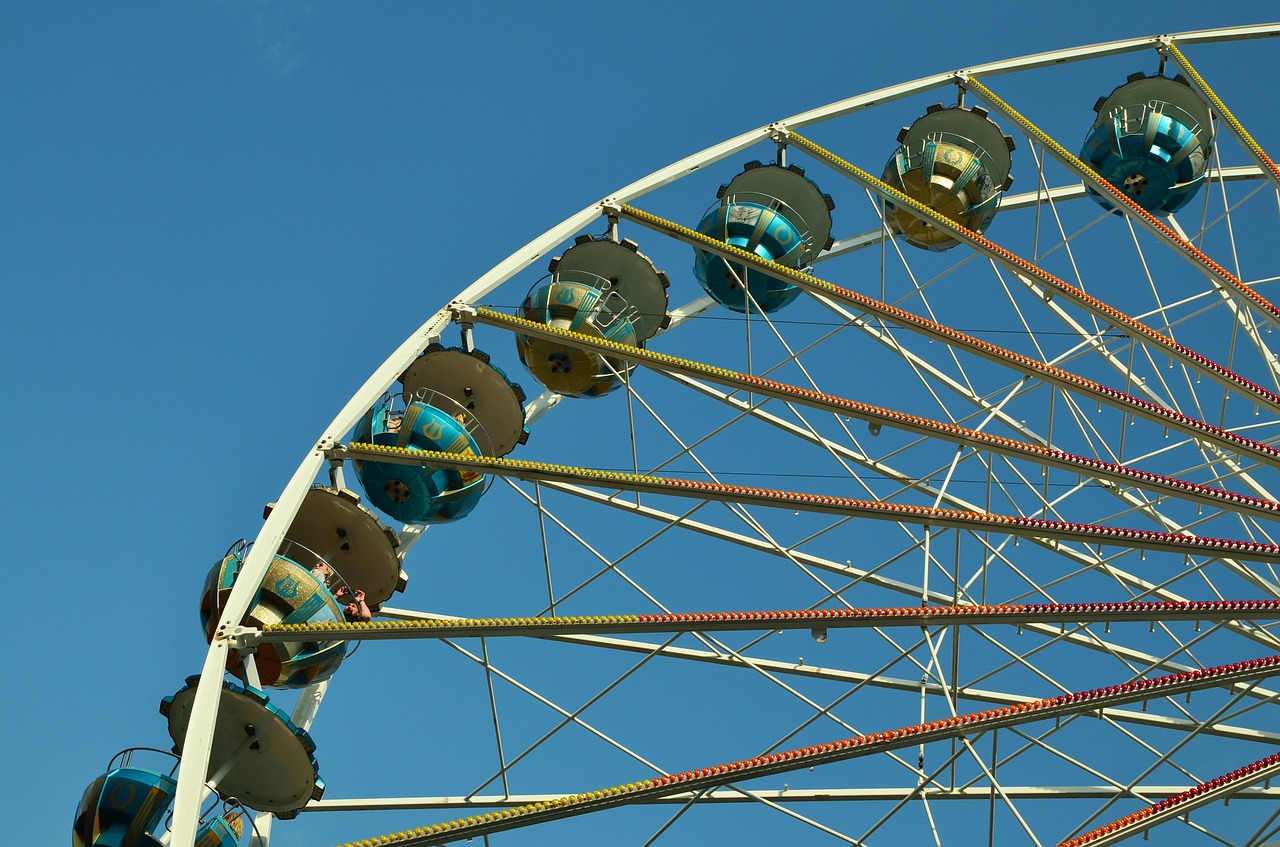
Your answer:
167;639;230;847
250;680;329;846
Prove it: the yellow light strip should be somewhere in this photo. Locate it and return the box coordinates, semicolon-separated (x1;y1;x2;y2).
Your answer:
477;306;1280;506
336;444;1280;562
257;600;1280;640
1167;43;1280;188
609;204;1280;472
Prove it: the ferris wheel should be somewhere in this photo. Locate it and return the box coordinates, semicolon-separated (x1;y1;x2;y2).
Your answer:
75;24;1280;847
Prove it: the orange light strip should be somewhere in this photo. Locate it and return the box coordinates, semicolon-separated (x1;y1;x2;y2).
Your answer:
258;600;1280;641
332;656;1280;846
777;132;1280;414
965;74;1280;327
1056;750;1280;846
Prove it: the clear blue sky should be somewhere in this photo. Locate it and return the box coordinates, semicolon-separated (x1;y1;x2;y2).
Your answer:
4;4;1279;846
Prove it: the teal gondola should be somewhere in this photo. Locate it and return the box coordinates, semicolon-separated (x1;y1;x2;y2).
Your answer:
351;390;487;522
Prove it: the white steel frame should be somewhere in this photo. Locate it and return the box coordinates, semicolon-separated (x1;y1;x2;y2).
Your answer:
169;24;1280;847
